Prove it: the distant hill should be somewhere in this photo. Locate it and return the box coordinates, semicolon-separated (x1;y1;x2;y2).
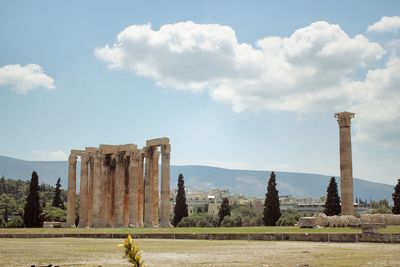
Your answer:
0;155;394;201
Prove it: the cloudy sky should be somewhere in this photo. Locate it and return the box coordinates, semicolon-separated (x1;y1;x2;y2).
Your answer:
1;1;399;184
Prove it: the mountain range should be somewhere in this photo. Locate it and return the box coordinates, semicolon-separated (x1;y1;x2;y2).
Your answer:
0;155;394;201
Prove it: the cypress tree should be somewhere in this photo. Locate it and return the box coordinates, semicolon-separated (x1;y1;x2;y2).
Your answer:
218;197;230;226
23;171;43;227
324;177;341;216
172;174;188;227
0;175;5;194
392;179;400;214
263;171;281;226
3;205;9;223
52;177;64;209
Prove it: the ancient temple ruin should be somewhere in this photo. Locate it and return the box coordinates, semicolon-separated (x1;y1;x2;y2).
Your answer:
66;137;171;227
335;112;355;215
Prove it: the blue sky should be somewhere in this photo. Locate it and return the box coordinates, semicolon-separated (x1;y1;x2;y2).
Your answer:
1;1;400;184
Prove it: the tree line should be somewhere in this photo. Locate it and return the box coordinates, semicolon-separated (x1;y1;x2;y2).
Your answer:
2;170;400;228
172;173;400;228
0;172;66;228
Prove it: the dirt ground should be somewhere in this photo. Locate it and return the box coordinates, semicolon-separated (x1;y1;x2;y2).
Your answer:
0;238;399;266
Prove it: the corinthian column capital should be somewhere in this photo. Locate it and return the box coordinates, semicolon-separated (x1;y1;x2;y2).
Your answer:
334;112;355;127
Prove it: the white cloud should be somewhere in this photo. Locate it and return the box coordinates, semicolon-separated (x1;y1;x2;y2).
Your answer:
0;64;55;94
367;16;400;33
32;150;68;161
352;57;400;146
96;21;400;146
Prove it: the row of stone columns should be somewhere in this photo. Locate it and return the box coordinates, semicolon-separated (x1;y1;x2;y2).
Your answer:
66;138;171;228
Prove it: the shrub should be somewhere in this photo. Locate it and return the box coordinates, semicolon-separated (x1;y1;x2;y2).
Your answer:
276;209;301;226
42;206;67;222
177;216;195;227
220;215;243;227
7;216;24;228
370;205;392;214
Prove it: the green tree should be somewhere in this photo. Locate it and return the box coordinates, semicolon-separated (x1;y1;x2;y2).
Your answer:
7;215;24;228
3;205;9;223
42;206;67;222
218;197;231;226
52;177;64;209
23;171;43;227
393;179;400;214
263;171;281;226
276;209;300;226
324;177;341;216
0;175;6;194
172;174;188;227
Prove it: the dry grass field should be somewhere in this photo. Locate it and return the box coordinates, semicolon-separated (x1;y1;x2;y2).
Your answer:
0;238;399;267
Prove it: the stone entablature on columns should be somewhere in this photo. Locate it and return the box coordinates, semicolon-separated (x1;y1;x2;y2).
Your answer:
67;138;171;228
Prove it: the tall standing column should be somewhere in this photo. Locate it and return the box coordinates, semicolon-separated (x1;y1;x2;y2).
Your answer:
137;151;144;227
78;152;89;228
114;151;125;227
108;154;116;227
87;156;94;227
123;155;130;227
335;112;355;215
129;150;140;227
92;152;102;227
100;154;111;227
144;147;153;227
152;150;160;226
160;144;171;227
67;152;78;227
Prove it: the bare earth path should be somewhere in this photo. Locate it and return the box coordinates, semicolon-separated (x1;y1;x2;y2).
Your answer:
0;238;399;267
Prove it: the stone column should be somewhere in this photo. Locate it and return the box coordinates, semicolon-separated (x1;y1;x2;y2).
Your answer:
87;156;94;227
108;154;116;227
100;154;111;227
78;152;89;228
335;112;355;215
114;151;125;227
144;147;153;227
160;144;171;227
67;152;77;227
92;152;102;227
129;150;140;227
137;151;144;227
123;154;130;227
152;150;160;226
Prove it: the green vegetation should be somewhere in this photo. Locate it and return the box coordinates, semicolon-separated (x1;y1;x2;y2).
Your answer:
276;209;301;226
23;171;43;227
172;174;188;227
369;199;392;214
324;177;341;216
52;177;64;209
42;206;67;222
220;214;242;227
177;204;263;227
218;197;230;226
231;204;263;226
392;179;400;214
263;171;281;226
0;174;67;228
177;212;218;227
